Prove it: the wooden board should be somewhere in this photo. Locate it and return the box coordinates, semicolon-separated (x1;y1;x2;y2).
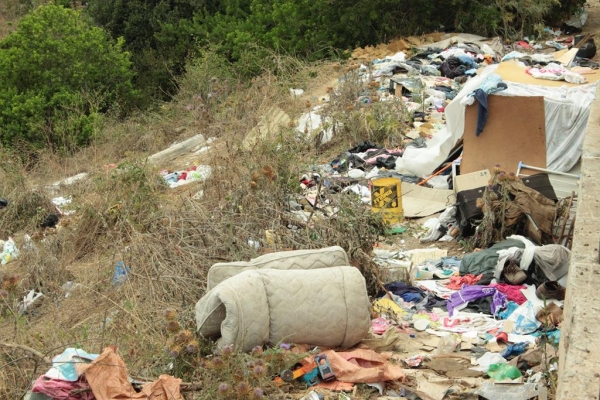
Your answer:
461;95;546;174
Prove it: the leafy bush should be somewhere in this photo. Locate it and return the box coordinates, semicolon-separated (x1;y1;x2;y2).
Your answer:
0;4;136;153
87;0;205;103
87;0;580;106
195;0;445;62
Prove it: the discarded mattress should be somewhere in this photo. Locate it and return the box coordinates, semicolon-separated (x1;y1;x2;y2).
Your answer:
195;266;370;352
207;246;349;290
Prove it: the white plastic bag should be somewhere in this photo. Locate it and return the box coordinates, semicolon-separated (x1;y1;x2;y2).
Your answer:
507;301;542;334
1;237;19;265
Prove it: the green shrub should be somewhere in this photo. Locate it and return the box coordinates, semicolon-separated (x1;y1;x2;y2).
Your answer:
87;0;205;103
87;0;581;106
0;4;136;153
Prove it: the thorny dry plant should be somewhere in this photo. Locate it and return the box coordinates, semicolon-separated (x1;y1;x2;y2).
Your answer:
0;49;390;399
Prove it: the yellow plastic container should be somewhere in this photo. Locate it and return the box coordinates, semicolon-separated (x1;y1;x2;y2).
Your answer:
371;177;404;224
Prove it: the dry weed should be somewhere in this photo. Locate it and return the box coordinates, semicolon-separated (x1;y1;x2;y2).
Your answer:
0;0;26;39
0;49;389;398
0;149;57;237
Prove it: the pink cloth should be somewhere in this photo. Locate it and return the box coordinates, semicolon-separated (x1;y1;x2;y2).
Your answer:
371;317;392;334
445;274;482;290
490;283;527;305
32;375;94;400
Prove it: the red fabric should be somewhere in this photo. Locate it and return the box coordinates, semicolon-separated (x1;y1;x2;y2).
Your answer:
517;41;533;49
32;375;94;400
496;332;509;344
445;274;482;290
371;317;392;335
490;283;527;304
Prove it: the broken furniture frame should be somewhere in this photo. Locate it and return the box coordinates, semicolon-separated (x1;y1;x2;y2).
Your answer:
516;161;580;247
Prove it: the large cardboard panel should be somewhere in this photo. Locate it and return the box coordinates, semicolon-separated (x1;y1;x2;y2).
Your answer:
455;169;491;194
554;48;579;66
462;95;546;174
401;182;456;218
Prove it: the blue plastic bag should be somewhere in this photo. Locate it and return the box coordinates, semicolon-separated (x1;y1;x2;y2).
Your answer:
112;261;130;285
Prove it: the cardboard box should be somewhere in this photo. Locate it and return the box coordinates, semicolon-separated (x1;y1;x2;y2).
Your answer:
462;95;546;174
455;169;491;194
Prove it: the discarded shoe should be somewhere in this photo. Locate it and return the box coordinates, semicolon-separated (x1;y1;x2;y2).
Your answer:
502;260;527;285
536;303;563;328
535;281;566;301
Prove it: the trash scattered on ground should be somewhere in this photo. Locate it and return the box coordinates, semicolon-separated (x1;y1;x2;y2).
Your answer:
51;196;76;216
6;22;596;399
30;347;183;400
18;290;44;314
161;165;212;188
0;237;19;265
112;261;130;285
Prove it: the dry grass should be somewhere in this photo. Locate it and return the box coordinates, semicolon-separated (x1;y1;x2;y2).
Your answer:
0;49;398;399
0;0;26;39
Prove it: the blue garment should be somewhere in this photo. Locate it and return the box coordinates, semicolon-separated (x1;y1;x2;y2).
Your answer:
501;342;528;359
474;89;488;137
498;301;519;319
401;292;423;303
479;74;508;95
441;256;462;269
456;54;479;69
472;74;508;136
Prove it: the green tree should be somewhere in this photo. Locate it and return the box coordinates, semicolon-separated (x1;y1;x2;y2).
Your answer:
193;0;450;62
0;4;135;152
87;0;206;102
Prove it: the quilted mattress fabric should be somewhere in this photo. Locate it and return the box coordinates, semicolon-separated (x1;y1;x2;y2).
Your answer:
206;246;350;290
196;266;370;352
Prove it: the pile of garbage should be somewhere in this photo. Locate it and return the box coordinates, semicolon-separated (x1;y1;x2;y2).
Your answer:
192;241;565;399
160;164;212;189
281;23;593;251
8;20;597;400
27;347;184;400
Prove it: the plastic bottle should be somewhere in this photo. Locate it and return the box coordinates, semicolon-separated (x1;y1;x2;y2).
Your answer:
487;363;522;380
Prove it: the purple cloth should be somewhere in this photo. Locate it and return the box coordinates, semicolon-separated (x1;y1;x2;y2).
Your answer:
446;285;507;316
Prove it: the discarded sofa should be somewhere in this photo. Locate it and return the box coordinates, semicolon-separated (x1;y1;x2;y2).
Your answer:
195;266;370;352
207;246;349;290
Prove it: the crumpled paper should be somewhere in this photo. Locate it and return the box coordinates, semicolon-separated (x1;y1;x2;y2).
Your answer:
321;348;404;383
79;347;183;400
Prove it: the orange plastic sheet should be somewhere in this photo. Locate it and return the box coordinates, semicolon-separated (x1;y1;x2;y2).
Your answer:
321;348;405;383
313;381;355;391
79;347;183;400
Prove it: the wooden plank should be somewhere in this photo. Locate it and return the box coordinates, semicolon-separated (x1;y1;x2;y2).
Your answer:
462;95;546;174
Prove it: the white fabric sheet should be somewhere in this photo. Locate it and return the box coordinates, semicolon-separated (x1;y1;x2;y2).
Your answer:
394;64;597;177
